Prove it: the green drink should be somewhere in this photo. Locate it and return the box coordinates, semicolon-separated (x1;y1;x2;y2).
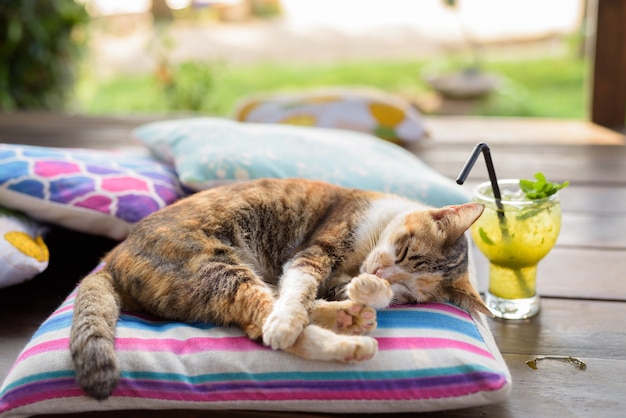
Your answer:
471;179;562;319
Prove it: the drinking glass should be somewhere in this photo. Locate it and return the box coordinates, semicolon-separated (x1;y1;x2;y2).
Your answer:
471;179;562;319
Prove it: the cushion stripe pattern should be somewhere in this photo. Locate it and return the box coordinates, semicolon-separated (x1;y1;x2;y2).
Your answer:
1;289;511;416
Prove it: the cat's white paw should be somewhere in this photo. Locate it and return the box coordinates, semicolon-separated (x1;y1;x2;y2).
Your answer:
346;273;393;309
335;302;377;335
262;306;308;350
332;335;378;363
283;325;378;362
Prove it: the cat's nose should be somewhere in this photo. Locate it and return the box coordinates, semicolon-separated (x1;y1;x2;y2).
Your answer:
373;267;385;279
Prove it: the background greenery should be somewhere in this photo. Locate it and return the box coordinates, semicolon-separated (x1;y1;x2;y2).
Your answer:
0;0;586;119
0;0;89;110
75;53;588;119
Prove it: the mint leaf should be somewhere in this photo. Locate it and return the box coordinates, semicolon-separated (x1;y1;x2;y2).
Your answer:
520;172;568;200
478;227;495;245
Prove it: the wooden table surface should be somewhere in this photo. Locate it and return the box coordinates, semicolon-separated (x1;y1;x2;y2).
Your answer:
1;113;625;418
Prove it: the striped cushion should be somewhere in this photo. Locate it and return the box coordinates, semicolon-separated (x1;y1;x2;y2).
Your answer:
0;284;510;416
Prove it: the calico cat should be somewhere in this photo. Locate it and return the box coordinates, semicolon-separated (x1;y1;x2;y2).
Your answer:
70;178;489;400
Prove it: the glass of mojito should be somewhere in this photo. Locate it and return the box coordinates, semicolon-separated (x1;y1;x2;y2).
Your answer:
471;179;562;319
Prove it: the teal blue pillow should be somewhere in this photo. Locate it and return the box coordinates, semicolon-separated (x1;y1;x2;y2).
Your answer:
133;118;468;207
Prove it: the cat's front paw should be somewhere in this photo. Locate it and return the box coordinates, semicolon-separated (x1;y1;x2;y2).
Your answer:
262;306;308;350
336;303;377;335
334;335;378;363
284;325;378;363
311;300;377;335
346;273;393;309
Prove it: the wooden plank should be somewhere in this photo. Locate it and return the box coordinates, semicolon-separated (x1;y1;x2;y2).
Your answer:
538;248;626;300
461;355;626;418
423;116;626;145
415;145;626;186
0;113;158;148
2;114;625;147
558;212;626;249
487;298;626;359
591;0;626;129
472;247;626;301
557;185;626;214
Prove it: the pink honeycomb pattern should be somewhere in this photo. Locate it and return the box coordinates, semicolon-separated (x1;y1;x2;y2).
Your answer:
0;144;185;228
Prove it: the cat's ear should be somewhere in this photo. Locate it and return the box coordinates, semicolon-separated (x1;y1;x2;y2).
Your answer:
430;202;484;245
449;273;493;316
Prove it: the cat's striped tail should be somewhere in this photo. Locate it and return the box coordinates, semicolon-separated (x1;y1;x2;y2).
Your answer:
69;269;121;400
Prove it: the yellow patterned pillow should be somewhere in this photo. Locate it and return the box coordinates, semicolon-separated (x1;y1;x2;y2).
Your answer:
0;208;49;288
234;87;428;145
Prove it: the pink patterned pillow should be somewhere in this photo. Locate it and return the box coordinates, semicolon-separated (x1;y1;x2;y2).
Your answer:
0;144;185;240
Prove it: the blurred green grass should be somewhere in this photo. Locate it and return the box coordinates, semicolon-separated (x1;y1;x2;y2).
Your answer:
74;54;588;119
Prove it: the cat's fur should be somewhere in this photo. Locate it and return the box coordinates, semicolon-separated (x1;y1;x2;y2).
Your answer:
70;178;489;400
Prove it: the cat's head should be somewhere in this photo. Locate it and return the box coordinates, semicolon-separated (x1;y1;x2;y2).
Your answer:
361;202;491;315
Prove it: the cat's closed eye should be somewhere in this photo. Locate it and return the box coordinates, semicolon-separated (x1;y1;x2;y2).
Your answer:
395;246;409;264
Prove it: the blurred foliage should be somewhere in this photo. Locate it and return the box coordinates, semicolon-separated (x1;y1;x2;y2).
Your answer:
249;0;283;18
77;54;586;119
159;60;222;113
472;57;586;118
441;0;458;9
148;20;222;113
0;0;89;110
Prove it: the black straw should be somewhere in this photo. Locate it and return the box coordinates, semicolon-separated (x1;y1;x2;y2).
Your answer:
456;143;507;231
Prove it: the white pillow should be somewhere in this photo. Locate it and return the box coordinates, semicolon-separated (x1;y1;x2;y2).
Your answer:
0;208;48;289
